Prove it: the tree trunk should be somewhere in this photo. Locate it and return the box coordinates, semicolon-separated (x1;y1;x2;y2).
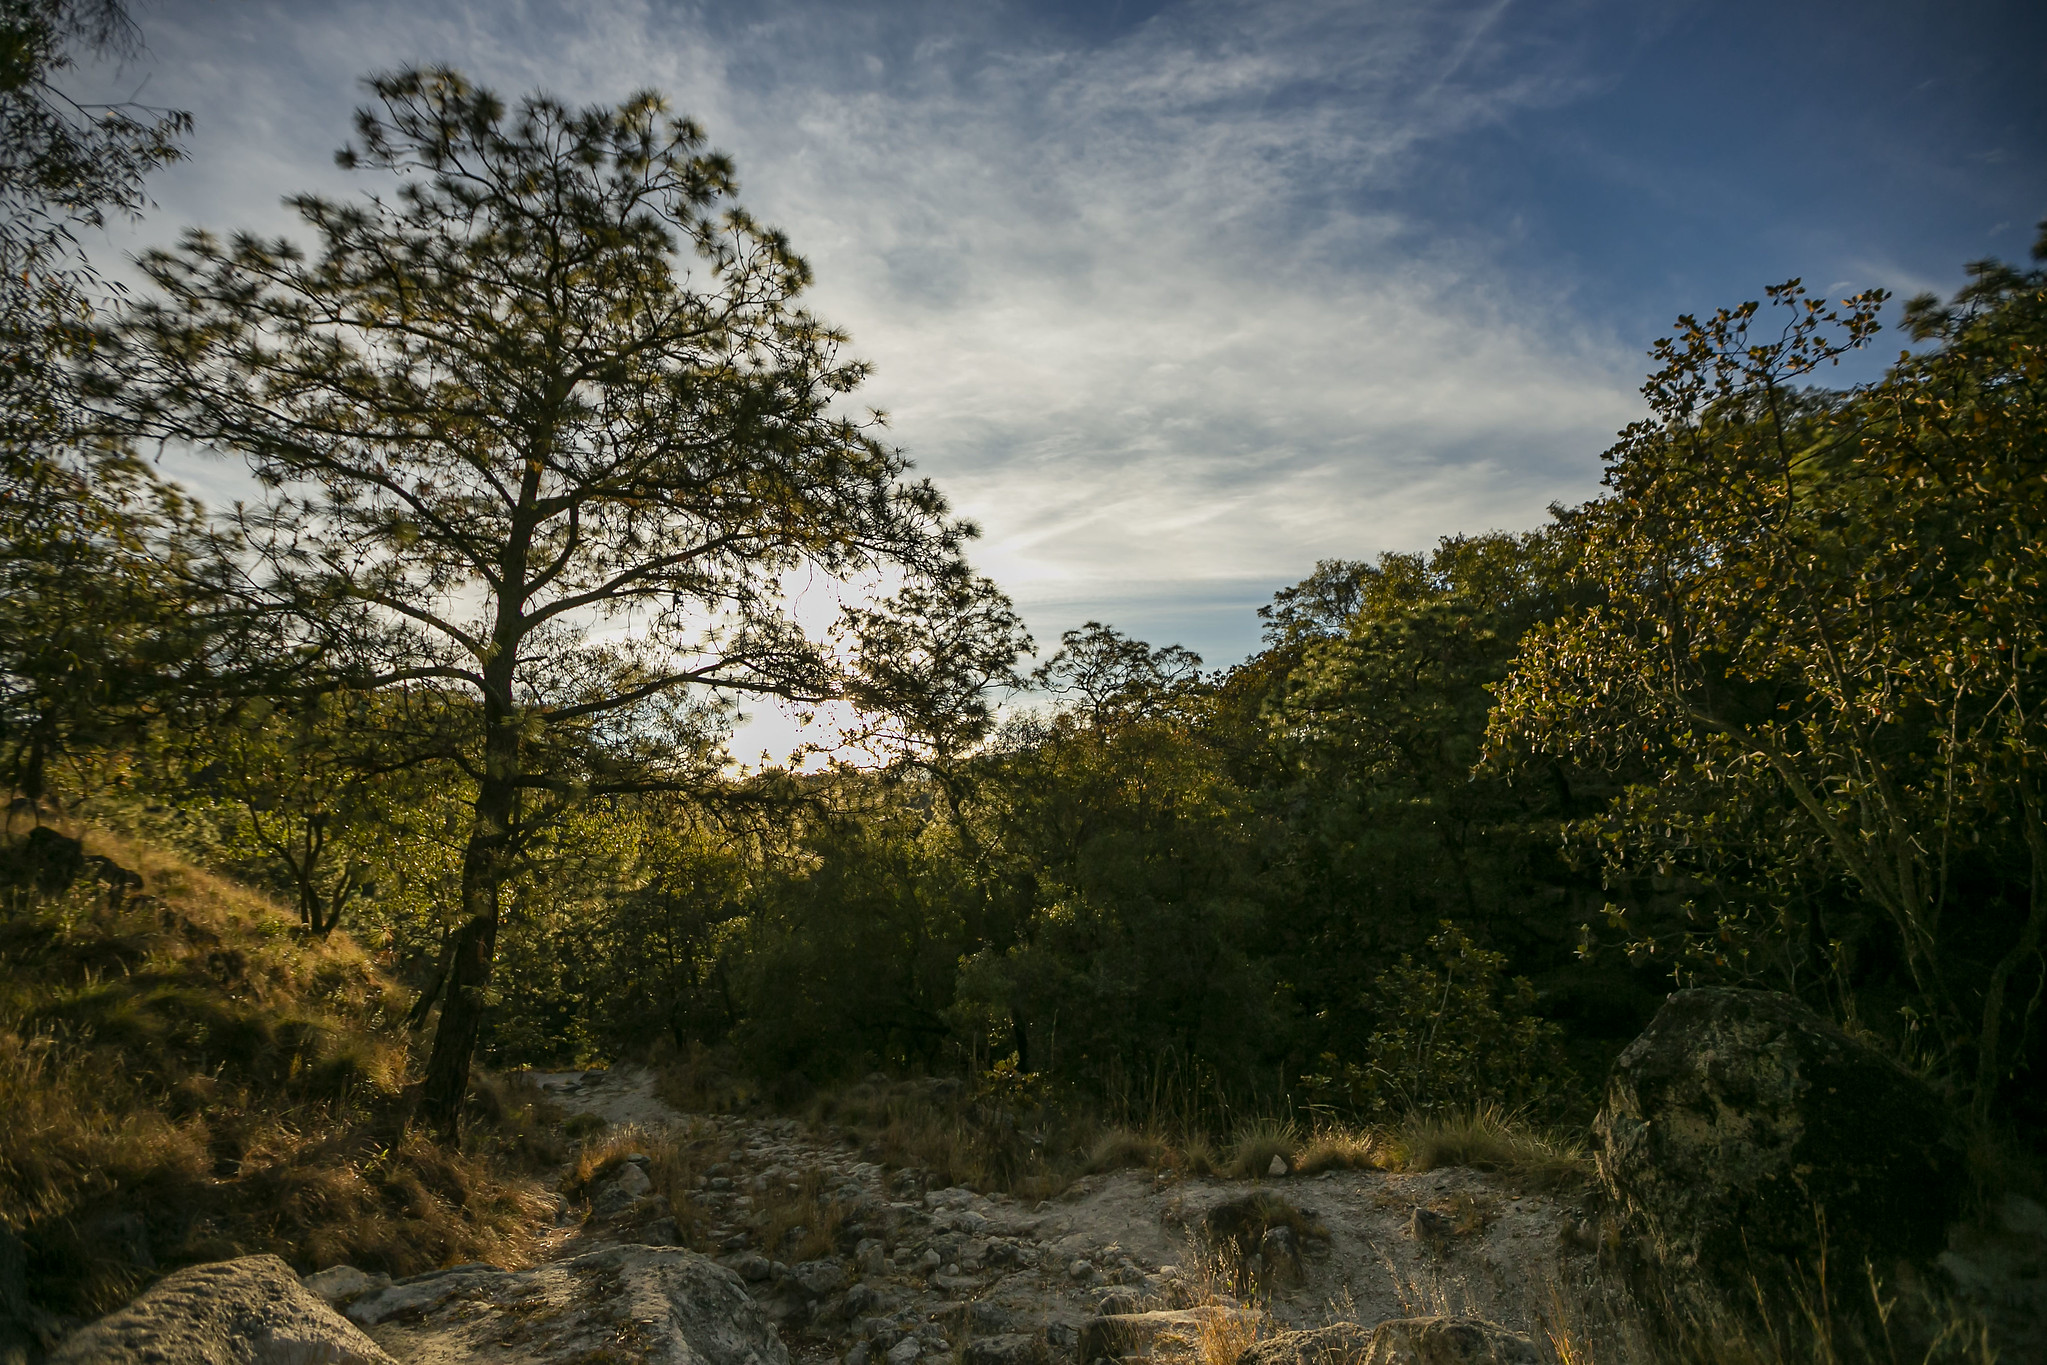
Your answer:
418;764;515;1139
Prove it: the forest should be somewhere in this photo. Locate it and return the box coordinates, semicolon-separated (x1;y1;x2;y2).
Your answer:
3;4;2046;1361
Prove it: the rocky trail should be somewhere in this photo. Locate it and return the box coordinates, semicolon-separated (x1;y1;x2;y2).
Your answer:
289;1068;1601;1364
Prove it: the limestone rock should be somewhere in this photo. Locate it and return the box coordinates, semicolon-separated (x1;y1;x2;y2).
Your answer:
1595;988;1963;1283
361;1244;785;1365
300;1265;390;1305
50;1254;398;1365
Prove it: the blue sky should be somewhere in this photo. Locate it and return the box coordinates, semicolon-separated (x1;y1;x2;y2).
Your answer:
79;0;2047;681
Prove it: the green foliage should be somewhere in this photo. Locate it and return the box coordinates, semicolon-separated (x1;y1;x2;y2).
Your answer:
1303;921;1573;1120
1490;256;2047;1117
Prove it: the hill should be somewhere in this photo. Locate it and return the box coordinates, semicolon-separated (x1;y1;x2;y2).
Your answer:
0;819;553;1355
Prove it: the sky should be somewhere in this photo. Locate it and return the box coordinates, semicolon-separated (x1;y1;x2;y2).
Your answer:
70;0;2047;720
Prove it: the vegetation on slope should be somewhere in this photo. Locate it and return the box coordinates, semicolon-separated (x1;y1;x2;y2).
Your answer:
0;820;551;1335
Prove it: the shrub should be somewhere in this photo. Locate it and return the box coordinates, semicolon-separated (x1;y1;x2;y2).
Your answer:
1302;921;1575;1120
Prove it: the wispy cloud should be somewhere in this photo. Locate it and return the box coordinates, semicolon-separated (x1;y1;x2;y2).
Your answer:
91;0;1646;662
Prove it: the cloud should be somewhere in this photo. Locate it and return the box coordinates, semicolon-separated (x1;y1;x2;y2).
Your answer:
85;0;1646;666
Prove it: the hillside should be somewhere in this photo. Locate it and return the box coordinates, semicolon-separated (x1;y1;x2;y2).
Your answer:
0;820;551;1355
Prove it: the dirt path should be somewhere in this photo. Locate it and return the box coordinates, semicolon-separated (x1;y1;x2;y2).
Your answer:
511;1069;1601;1362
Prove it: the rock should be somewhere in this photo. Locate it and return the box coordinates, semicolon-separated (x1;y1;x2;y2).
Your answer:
1595;988;1964;1285
1353;1317;1536;1365
345;1264;507;1326
1095;1290;1141;1317
1066;1258;1092;1281
359;1245;786;1365
1258;1225;1299;1277
1078;1308;1245;1364
788;1257;848;1299
50;1254;398;1364
1409;1208;1453;1244
1236;1324;1377;1365
965;1334;1043;1365
1267;1154;1289;1178
855;1237;887;1276
733;1253;773;1282
301;1265;391;1305
594;1160;656;1217
886;1336;924;1365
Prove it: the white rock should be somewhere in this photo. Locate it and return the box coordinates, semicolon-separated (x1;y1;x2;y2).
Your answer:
301;1264;390;1304
1268;1154;1289;1178
360;1245;786;1365
53;1254;398;1365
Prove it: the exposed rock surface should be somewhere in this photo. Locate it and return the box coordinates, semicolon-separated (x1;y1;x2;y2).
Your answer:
1595;987;1963;1283
522;1068;1598;1365
49;1254;396;1365
359;1244;787;1365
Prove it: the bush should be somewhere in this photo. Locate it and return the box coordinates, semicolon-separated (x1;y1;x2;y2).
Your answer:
1302;921;1575;1120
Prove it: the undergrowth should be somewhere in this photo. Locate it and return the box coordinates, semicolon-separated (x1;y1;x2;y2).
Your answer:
0;820;554;1337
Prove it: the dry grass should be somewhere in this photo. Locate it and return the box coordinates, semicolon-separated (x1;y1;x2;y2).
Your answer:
0;820;553;1327
1385;1104;1590;1191
1533;1259;2000;1365
750;1164;853;1263
559;1118;723;1249
1195;1303;1263;1365
1225;1117;1299;1179
1292;1126;1386;1174
1089;1126;1172;1172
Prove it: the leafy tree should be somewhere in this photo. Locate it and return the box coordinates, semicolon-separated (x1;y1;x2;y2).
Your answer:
119;70;975;1135
1491;259;2047;1115
0;0;203;811
1257;558;1371;646
1031;621;1201;727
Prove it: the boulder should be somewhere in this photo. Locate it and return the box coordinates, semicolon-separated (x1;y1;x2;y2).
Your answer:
357;1244;786;1365
1595;988;1964;1284
49;1254;397;1365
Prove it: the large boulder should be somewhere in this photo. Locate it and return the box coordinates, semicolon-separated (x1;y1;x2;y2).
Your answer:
356;1243;787;1365
49;1254;397;1365
1595;988;1963;1283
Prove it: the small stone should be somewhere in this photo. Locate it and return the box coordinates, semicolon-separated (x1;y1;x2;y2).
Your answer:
886;1337;923;1365
1267;1154;1289;1178
856;1237;887;1276
1067;1258;1093;1281
593;1162;654;1218
917;1249;942;1273
301;1265;390;1304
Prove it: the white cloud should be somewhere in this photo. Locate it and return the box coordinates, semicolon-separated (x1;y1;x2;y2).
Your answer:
84;0;1646;675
